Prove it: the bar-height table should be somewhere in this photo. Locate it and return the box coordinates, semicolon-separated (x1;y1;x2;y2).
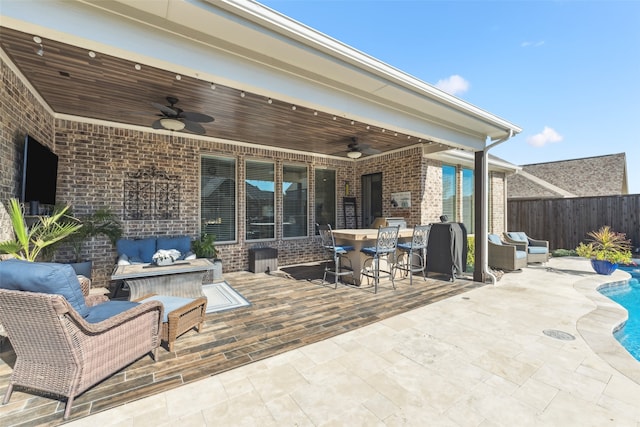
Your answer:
331;228;414;286
110;258;215;300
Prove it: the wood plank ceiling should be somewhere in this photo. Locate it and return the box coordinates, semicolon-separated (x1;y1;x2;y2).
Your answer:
0;27;444;158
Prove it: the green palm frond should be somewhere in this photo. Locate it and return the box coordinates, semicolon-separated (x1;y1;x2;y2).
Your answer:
0;198;82;261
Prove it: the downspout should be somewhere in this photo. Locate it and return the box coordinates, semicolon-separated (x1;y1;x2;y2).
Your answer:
481;130;514;284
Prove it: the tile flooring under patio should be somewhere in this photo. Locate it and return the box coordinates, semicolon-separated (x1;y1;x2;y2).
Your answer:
0;264;481;426
59;257;640;426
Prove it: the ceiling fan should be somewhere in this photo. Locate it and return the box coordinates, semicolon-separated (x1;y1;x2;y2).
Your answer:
346;137;380;159
151;96;214;134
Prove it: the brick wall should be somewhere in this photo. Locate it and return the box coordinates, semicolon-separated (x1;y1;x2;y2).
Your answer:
0;58;54;203
1;53;509;287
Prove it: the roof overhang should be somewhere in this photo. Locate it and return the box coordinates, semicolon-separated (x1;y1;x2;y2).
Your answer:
1;0;521;152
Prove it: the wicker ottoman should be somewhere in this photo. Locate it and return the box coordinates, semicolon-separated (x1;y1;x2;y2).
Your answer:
138;294;207;351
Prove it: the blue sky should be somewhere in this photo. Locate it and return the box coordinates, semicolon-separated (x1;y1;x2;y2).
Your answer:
259;0;640;193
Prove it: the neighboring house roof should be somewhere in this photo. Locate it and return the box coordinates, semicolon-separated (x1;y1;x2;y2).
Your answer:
507;153;629;199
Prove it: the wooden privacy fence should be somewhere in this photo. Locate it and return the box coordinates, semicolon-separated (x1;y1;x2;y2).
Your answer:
507;194;640;252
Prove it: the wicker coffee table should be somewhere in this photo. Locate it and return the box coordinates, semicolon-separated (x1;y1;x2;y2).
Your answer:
111;258;214;300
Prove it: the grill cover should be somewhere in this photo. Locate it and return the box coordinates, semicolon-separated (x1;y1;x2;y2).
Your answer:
425;222;467;281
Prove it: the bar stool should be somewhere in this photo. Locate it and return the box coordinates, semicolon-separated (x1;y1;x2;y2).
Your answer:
360;225;400;293
396;224;430;286
317;223;355;288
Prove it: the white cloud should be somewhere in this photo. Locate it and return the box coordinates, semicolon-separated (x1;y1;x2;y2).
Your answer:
526;126;563;147
434;75;470;96
521;40;545;48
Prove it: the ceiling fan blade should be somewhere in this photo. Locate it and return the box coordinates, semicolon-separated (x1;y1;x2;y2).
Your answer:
151;119;164;129
361;146;381;155
182;111;214;123
183;120;206;134
151;102;178;117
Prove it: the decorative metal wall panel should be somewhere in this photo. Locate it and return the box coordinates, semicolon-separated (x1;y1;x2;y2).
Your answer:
124;165;180;220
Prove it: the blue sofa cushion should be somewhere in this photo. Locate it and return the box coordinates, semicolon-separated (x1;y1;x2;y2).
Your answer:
507;232;528;242
139;295;195;322
116;237;157;263
157;236;192;256
0;259;89;317
516;250;527;259
85;300;140;323
488;234;502;245
528;246;548;254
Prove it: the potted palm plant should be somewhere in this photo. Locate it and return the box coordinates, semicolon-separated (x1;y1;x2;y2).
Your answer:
192;233;222;281
66;208;123;278
575;225;632;275
0;198;82;261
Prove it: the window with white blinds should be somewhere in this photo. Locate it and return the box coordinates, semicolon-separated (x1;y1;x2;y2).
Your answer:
462;168;474;233
200;156;236;242
314;169;336;230
246;160;275;240
442;165;457;221
283;164;308;238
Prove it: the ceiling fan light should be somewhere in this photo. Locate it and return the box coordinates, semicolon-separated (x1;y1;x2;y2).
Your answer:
347;150;362;159
160;118;185;131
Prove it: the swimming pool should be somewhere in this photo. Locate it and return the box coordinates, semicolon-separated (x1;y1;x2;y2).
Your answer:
599;264;640;361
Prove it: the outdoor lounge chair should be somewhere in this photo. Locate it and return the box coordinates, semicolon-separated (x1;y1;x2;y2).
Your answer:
0;260;163;420
503;231;550;264
488;234;527;271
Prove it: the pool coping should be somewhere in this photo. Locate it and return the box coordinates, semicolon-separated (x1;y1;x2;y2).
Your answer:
574;267;640;386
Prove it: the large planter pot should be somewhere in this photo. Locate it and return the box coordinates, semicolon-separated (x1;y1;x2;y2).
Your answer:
211;258;223;281
590;259;618;275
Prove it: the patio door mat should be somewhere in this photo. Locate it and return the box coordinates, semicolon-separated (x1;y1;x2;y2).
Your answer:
279;262;326;281
202;281;250;313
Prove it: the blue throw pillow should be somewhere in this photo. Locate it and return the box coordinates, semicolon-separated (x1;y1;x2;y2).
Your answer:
116;238;157;263
84;300;140;323
157;236;191;256
0;259;89;318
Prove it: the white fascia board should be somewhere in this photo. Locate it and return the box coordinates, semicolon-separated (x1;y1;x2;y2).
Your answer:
428;149;521;174
1;0;517;149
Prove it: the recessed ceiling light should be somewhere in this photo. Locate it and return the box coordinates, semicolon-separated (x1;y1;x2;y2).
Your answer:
175;74;181;80
33;36;41;43
291;105;296;110
134;64;141;70
88;51;96;58
210;83;216;90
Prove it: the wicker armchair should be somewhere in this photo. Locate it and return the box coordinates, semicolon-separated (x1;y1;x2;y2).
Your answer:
0;261;163;420
488;234;528;271
503;231;550;264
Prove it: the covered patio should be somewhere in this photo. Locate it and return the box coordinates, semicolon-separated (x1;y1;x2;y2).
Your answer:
0;0;521;287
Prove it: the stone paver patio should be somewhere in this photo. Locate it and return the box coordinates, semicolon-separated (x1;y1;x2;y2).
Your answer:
66;257;640;426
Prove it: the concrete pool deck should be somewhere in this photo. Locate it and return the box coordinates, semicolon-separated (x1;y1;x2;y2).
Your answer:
67;257;640;426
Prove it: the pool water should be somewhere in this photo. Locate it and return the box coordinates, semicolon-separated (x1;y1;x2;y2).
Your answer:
599;264;640;361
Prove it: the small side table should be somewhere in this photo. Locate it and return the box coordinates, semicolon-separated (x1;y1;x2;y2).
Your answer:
137;294;207;351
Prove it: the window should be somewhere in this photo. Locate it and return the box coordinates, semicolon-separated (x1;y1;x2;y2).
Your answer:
283;164;308;238
200;156;236;242
315;169;336;229
442;165;456;221
462;168;474;233
246;160;275;240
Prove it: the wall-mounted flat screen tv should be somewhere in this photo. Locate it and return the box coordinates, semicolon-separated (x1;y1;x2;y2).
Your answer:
21;135;58;206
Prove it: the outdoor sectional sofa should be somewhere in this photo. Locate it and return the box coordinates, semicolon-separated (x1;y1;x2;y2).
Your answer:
116;235;195;265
